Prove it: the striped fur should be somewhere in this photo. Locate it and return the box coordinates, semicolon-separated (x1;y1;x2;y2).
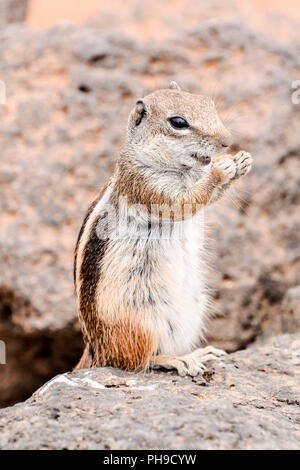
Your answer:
74;162;231;370
74;86;247;372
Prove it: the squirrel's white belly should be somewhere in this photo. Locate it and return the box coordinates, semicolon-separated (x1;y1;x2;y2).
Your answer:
150;211;209;356
97;198;209;357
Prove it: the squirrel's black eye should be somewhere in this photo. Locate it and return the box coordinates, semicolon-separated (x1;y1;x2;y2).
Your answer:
169;116;189;129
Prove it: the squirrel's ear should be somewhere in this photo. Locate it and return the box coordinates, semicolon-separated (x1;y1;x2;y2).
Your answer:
169;81;181;91
133;99;147;126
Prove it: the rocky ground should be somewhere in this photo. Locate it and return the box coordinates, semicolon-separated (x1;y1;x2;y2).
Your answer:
0;333;299;450
0;0;299;412
0;0;28;27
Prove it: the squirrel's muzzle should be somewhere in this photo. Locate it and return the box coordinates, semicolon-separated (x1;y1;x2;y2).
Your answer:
191;153;211;165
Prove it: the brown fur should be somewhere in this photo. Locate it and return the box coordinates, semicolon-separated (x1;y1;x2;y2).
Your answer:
73;178;111;290
128;88;232;146
75;318;155;371
74;84;243;374
78;217;109;342
75;195;157;371
112;159;172;211
73;196;100;290
112;159;227;219
74;160;235;371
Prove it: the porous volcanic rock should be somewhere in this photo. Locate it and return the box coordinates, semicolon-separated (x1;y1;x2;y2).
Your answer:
0;0;28;27
0;334;299;450
0;1;300;407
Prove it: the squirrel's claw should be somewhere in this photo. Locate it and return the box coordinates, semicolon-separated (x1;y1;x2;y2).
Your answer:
213;157;237;184
233;151;253;179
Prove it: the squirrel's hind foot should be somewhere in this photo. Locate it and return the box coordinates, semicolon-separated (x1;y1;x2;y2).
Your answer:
150;346;226;377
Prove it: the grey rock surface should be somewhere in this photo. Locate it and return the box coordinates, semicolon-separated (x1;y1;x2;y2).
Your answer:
0;0;28;27
0;333;299;450
0;1;300;407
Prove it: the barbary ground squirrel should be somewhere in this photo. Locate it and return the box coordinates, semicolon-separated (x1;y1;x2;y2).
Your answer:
74;82;253;376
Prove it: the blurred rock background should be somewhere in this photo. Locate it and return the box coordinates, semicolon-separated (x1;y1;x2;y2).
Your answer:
0;0;28;27
0;0;299;407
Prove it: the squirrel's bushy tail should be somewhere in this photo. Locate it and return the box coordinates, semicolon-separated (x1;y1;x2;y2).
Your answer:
74;344;93;370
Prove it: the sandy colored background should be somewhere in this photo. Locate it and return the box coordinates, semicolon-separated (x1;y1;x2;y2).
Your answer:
0;0;299;410
26;0;300;41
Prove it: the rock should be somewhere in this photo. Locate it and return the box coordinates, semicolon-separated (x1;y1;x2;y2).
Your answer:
282;286;300;331
0;333;299;450
0;2;300;407
0;0;28;27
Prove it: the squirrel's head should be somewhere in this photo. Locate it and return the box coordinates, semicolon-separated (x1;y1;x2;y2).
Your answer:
126;82;232;173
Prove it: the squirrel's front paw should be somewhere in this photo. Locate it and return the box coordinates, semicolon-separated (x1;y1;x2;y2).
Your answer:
234;151;253;179
213;157;237;184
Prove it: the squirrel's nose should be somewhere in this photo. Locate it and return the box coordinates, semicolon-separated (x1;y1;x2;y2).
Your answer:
219;133;233;148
